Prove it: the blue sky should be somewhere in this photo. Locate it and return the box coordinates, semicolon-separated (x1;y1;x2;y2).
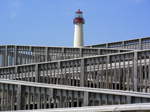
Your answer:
0;0;150;47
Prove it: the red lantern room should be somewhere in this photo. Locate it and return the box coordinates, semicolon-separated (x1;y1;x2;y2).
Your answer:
73;9;85;24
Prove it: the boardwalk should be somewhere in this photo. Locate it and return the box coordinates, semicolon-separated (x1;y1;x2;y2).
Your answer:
1;37;150;111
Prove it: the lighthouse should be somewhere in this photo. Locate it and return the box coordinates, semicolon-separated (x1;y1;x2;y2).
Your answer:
73;9;85;47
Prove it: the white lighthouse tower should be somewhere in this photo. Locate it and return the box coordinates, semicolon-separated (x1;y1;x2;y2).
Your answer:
73;9;85;47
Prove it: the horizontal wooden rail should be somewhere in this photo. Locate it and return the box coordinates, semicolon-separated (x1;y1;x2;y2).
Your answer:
4;103;150;112
0;45;130;67
86;36;150;50
0;50;150;93
0;79;150;111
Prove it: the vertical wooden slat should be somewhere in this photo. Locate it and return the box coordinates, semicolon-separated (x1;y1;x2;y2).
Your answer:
118;55;121;90
28;66;30;81
24;66;26;81
43;88;46;109
72;62;75;86
42;64;45;83
97;58;100;88
139;53;142;92
93;58;96;88
123;55;125;90
149;54;150;93
69;62;71;86
53;64;56;84
80;59;84;87
134;51;138;91
89;60;91;87
101;57;104;88
21;67;23;81
110;56;113;89
114;56;117;89
37;87;41;109
50;64;52;84
35;64;39;82
64;63;67;85
28;86;31;110
76;62;79;86
17;85;22;110
1;84;4;111
46;64;48;83
32;87;35;109
11;85;14;110
6;84;9;110
84;91;89;106
31;66;34;82
57;62;60;84
144;54;147;92
127;54;130;91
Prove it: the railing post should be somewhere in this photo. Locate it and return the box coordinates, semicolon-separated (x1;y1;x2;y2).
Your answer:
134;51;138;91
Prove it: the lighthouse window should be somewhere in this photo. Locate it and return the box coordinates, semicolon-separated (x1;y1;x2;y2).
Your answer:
76;13;82;18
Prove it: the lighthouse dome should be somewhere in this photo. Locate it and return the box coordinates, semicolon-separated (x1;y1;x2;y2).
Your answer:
73;9;85;24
